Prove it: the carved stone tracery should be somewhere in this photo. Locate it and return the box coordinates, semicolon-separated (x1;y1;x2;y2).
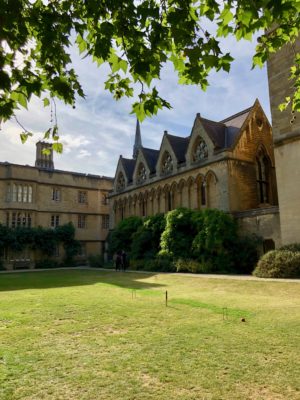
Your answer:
116;172;125;191
137;163;147;184
193;137;208;161
161;152;173;174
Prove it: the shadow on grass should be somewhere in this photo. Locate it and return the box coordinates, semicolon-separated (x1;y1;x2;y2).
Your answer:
0;269;165;292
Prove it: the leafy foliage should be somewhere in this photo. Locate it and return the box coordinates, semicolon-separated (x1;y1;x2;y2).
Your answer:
160;208;196;259
279;243;300;252
110;208;259;273
0;223;80;265
191;209;237;270
88;254;104;268
253;250;300;278
35;259;60;269
175;258;211;274
1;0;300;132
108;216;143;255
131;214;166;260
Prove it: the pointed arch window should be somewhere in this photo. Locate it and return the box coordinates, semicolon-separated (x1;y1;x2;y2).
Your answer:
256;149;270;204
161;151;173;175
137;163;147;184
193;137;208;162
200;181;206;206
116;172;125;192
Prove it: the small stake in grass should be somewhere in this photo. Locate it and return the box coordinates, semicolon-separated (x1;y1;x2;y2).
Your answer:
132;289;136;299
165;290;168;307
222;307;228;320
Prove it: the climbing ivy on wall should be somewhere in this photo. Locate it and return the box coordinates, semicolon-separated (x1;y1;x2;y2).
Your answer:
0;222;80;262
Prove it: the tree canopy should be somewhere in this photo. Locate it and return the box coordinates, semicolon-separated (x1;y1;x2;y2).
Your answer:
1;0;300;142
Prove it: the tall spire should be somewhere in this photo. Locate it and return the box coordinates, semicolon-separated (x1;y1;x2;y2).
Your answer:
133;119;142;159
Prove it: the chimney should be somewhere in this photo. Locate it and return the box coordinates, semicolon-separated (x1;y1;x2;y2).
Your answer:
35;141;54;170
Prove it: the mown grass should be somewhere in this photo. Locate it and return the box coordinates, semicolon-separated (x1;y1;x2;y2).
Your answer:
0;270;299;400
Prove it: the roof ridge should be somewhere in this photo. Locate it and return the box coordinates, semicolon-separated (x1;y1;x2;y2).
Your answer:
142;147;159;152
200;116;225;126
219;106;253;123
167;133;190;140
122;157;135;162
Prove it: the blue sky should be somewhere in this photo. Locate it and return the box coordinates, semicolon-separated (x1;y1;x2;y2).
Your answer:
0;35;271;177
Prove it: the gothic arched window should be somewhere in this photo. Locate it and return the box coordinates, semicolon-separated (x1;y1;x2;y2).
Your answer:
116;172;125;192
193;137;208;162
256;149;270;204
136;163;147;184
200;181;206;206
161;151;173;175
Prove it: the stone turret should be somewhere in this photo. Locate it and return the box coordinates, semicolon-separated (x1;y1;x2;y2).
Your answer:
133;119;142;159
35;141;54;170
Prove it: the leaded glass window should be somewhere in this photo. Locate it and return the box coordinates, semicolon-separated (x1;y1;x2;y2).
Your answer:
193;137;208;161
116;172;125;191
256;150;270;204
137;163;147;184
161;152;173;175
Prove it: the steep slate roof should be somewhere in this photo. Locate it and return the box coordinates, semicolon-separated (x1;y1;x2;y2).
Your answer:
199;118;226;149
220;106;252;128
141;148;159;173
114;103;256;184
166;134;190;163
196;105;254;151
219;106;253;148
121;157;136;182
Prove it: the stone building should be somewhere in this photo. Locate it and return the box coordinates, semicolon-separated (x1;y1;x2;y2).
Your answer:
267;40;300;245
110;100;280;251
0;142;113;269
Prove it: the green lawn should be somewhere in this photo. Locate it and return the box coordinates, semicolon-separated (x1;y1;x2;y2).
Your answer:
0;270;299;400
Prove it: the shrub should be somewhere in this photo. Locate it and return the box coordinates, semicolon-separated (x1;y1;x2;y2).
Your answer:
192;209;238;273
103;260;115;269
131;214;165;260
129;259;146;270
35;259;60;269
231;235;261;274
108;216;143;255
88;254;104;268
130;254;175;272
279;243;300;253
145;254;175;272
253;250;300;278
160;208;196;258
175;258;212;273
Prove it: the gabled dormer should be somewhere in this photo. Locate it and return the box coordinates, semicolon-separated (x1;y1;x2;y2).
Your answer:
228;99;273;162
156;131;180;177
185;114;219;167
113;156;136;193
133;149;150;186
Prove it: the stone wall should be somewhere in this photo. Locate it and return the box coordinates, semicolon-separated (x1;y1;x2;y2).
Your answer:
0;162;113;268
267;40;300;245
234;207;281;252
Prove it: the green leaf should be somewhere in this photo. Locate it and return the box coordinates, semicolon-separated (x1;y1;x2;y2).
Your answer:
220;7;234;26
43;98;50;107
20;132;32;144
52;125;58;139
52;142;63;153
18;93;27;109
131;102;146;122
44;128;51;140
42;148;51;156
